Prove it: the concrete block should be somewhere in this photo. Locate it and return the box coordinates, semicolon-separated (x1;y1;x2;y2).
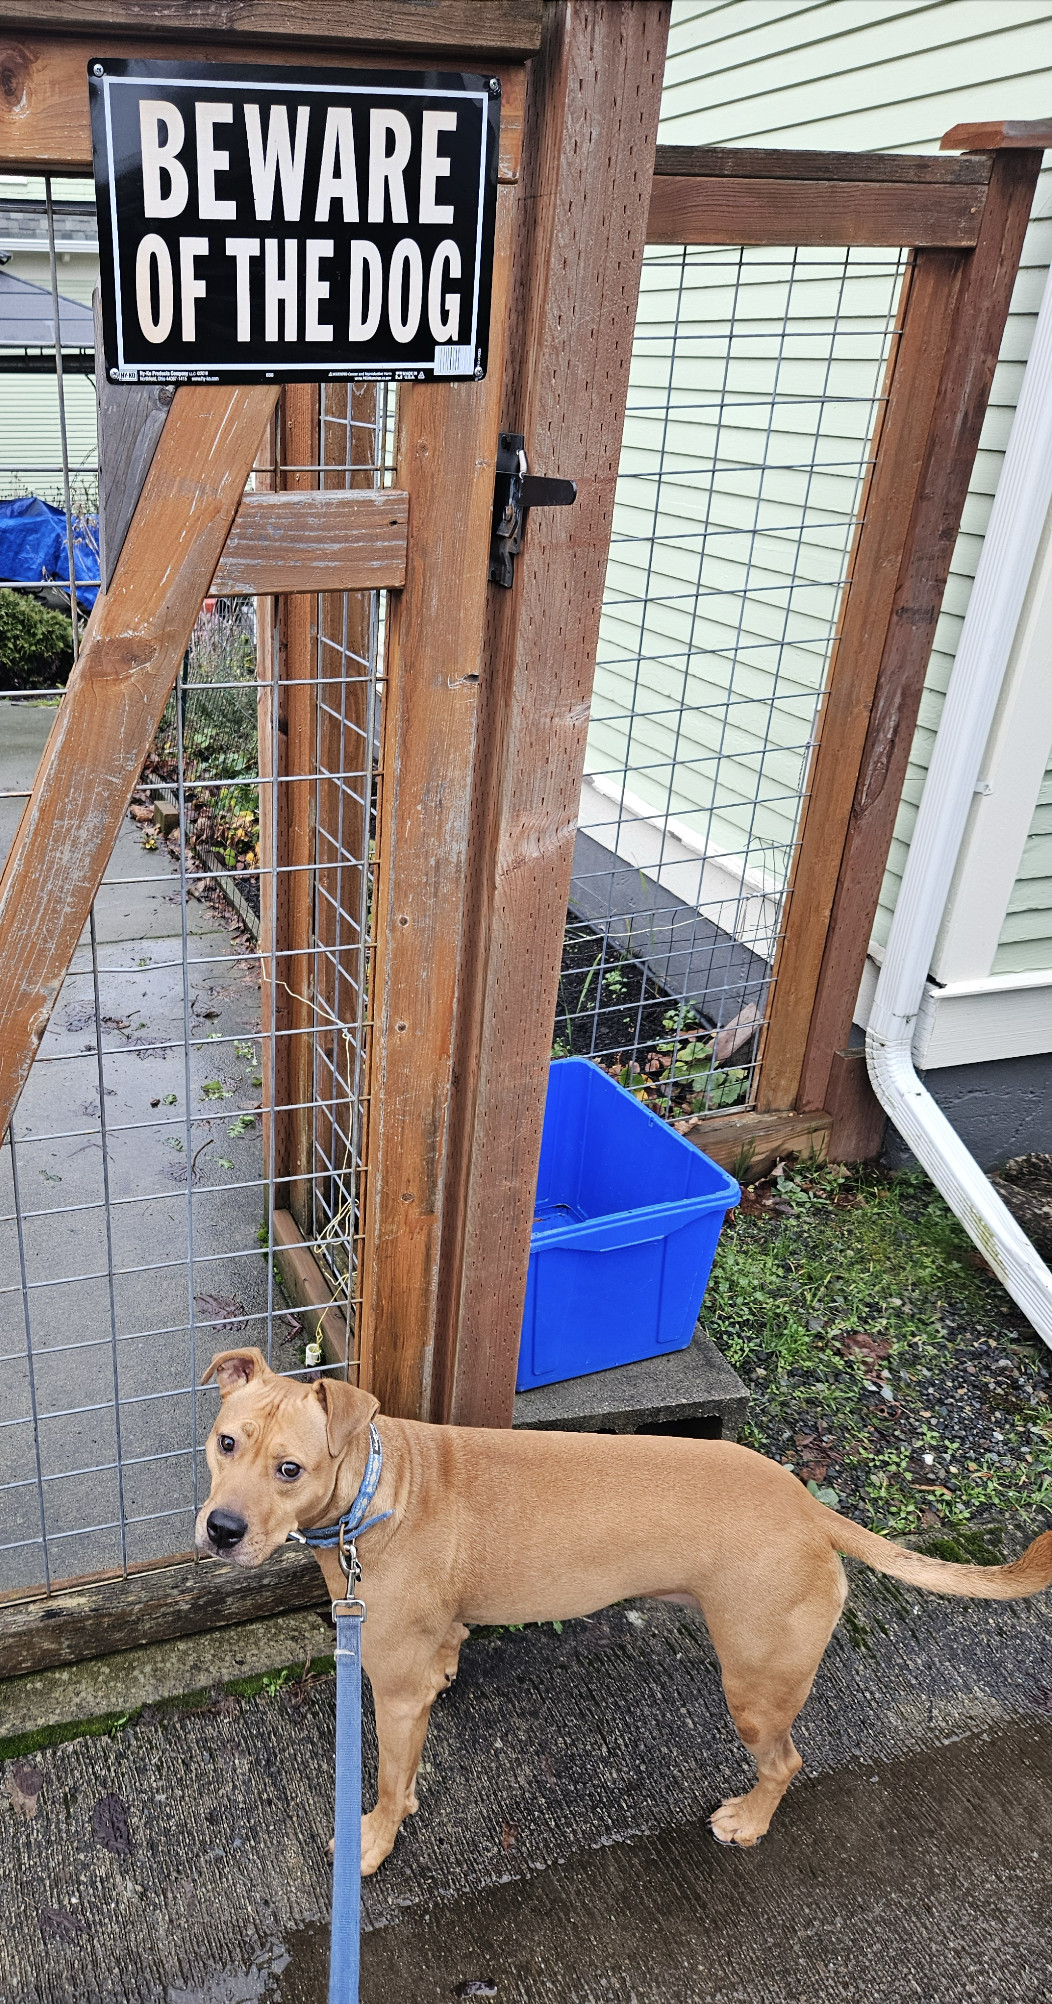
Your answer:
513;1325;748;1439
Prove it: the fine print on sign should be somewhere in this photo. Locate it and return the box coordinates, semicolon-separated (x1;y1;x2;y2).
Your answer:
89;61;499;385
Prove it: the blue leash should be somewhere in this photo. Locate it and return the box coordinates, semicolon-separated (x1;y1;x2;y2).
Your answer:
287;1423;392;2004
329;1539;364;2003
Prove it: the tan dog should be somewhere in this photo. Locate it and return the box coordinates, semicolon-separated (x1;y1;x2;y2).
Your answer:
196;1347;1052;1874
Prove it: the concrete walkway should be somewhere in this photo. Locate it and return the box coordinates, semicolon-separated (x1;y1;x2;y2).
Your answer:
0;699;298;1595
2;1555;1051;2002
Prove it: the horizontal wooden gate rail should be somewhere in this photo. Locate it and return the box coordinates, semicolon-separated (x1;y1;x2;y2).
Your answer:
640;127;1051;1171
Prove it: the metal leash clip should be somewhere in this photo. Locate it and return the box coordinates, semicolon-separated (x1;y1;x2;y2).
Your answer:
331;1522;366;1622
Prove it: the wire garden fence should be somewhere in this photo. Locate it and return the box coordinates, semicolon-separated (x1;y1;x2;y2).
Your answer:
0;300;394;1591
558;239;908;1125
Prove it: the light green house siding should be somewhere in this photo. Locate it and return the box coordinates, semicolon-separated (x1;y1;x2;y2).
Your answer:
998;771;1052;976
595;0;1052;977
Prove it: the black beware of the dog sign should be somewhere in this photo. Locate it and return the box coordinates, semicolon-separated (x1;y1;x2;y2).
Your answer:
89;61;500;385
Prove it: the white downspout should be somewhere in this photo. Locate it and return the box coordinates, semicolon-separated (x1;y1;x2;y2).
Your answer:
865;261;1052;1350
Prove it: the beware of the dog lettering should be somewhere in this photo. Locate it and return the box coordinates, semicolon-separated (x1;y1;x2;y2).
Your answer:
89;60;499;385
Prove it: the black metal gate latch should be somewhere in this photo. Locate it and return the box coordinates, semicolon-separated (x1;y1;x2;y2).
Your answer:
489;431;577;587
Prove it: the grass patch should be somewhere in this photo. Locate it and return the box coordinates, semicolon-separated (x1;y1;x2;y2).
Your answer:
700;1160;1052;1539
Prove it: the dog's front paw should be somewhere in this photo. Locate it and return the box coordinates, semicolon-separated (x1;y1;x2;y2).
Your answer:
360;1808;398;1877
325;1812;398;1876
709;1793;769;1848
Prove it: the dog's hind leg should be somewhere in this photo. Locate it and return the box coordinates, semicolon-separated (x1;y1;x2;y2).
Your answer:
359;1622;469;1876
702;1552;846;1849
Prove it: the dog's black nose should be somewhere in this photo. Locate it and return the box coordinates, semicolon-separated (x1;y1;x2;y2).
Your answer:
206;1508;248;1550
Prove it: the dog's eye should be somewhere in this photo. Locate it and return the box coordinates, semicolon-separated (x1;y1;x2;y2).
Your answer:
218;1434;235;1455
277;1460;301;1481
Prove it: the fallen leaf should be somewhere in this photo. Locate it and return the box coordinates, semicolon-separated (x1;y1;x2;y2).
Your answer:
194;1293;248;1329
40;1906;87;1942
797;1461;828;1484
202;1685;240;1717
501;1822;517;1853
6;1764;42;1819
91;1793;130;1857
840;1331;892;1364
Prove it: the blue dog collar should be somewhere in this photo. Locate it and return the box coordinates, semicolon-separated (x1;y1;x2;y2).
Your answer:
287;1422;393;1550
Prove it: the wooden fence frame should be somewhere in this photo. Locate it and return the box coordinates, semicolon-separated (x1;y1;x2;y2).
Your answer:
643;130;1049;1172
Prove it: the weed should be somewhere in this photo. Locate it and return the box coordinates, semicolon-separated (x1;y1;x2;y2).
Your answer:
201;1080;226;1100
841;1604;872;1656
228;1113;256;1138
916;1525;1004;1567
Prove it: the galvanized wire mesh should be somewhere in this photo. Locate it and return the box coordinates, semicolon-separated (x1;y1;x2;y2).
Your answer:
561;240;909;1123
0;180;393;1595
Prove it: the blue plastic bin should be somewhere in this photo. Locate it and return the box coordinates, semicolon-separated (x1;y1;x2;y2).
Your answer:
516;1057;741;1391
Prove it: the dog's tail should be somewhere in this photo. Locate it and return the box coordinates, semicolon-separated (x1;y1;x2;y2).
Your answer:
817;1500;1052;1601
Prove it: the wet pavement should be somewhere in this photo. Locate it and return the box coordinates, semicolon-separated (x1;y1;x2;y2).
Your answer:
350;1720;1052;2003
2;1561;1051;2002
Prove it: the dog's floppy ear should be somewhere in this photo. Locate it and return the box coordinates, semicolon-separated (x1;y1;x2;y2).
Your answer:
201;1347;271;1397
313;1376;380;1458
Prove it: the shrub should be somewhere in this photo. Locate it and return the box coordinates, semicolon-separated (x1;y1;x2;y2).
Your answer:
0;589;74;692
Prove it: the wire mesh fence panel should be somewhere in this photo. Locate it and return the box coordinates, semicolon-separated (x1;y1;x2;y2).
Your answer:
559;239;910;1124
0;180;392;1596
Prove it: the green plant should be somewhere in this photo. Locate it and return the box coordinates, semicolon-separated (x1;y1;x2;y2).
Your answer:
228;1113;256;1137
0;590;74;692
201;1079;226;1100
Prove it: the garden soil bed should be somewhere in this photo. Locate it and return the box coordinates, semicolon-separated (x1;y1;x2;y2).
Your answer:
554;917;749;1117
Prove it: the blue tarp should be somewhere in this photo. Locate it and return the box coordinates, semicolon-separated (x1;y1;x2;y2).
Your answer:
0;495;99;609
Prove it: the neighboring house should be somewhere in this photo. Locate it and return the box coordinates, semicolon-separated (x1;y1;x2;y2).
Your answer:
587;0;1052;1164
0;176;99;506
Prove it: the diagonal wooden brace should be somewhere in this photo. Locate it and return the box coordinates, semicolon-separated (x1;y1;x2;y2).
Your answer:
0;383;279;1145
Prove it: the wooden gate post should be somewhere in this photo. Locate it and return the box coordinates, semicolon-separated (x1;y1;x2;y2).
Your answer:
432;1;670;1428
794;134;1047;1122
355;137;522;1418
